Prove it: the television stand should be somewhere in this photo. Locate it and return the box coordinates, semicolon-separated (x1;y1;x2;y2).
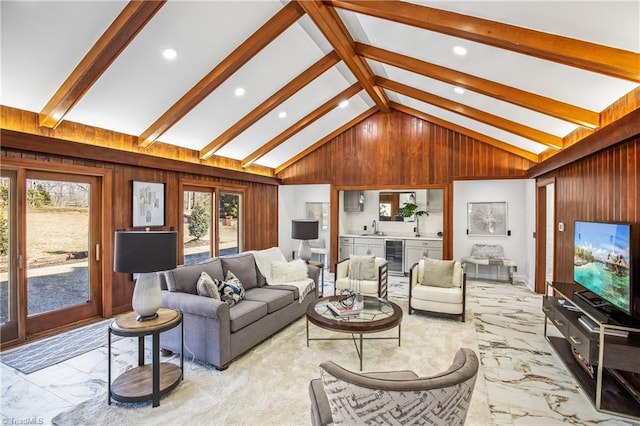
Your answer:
544;281;640;421
574;290;609;308
572;290;614;324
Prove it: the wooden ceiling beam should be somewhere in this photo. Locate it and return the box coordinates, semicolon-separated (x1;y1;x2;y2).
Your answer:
242;83;362;168
139;1;306;147
377;77;563;150
330;0;640;83
298;0;390;112
391;102;539;163
38;1;166;129
356;43;600;130
275;107;379;174
200;51;341;159
528;108;640;178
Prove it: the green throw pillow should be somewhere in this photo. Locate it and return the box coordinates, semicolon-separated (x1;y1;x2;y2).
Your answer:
422;257;455;287
215;270;245;307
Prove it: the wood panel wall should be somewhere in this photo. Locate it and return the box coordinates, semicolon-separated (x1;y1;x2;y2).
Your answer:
1;132;279;314
278;110;536;185
278;110;535;266
541;135;640;316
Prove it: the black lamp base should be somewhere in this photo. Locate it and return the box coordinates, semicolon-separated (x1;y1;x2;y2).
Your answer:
136;312;159;322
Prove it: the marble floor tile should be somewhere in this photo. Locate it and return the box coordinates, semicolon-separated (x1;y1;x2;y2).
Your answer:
1;364;74;424
2;279;639;425
23;363;105;405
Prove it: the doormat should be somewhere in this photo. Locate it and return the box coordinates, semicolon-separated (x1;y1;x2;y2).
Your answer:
0;319;122;374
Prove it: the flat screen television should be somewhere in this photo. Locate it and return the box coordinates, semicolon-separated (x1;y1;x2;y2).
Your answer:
573;220;632;315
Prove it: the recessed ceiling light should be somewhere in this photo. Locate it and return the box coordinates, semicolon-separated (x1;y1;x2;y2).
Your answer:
454;87;465;94
339;100;349;108
234;87;245;97
453;46;467;56
278;111;287;119
162;48;177;60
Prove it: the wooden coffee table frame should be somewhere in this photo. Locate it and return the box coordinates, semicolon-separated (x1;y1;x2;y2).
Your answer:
306;296;402;370
108;308;183;407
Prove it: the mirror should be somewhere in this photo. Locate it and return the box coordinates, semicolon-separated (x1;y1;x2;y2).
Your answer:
378;191;416;221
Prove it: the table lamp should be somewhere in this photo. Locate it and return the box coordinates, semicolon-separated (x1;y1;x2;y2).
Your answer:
114;230;177;321
292;219;318;263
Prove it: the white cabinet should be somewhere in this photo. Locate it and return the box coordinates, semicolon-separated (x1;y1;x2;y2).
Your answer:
339;236;384;259
339;237;353;261
343;191;364;212
404;239;443;273
426;189;443;212
353;237;384;258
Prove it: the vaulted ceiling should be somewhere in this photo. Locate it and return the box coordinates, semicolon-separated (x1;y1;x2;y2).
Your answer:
2;1;638;175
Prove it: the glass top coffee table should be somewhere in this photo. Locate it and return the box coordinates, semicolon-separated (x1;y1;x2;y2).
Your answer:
306;295;403;370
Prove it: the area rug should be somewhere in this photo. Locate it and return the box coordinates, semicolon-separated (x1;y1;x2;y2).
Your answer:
52;298;491;425
0;319;120;374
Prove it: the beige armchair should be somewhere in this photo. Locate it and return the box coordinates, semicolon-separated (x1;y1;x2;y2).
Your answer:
334;255;388;298
309;348;479;426
409;257;466;322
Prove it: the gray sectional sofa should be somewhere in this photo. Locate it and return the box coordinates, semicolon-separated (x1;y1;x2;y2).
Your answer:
159;249;320;370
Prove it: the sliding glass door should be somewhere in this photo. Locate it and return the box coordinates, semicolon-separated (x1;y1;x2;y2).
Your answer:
25;171;101;335
183;188;214;265
182;183;243;264
0;171;18;344
0;166;104;344
219;192;241;256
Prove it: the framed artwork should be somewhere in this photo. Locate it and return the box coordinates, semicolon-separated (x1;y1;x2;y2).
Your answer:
132;181;165;227
306;202;329;230
467;202;508;236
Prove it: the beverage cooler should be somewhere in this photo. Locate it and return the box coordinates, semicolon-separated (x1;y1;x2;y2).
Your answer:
385;239;404;275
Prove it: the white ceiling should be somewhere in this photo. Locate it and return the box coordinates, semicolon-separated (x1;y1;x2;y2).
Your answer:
1;0;638;170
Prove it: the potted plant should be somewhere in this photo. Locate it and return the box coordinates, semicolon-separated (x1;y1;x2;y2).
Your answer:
397;202;428;236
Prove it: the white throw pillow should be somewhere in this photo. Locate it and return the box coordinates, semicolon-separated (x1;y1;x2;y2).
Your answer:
422;257;455;287
196;271;220;299
452;262;462;288
349;255;376;280
270;259;308;284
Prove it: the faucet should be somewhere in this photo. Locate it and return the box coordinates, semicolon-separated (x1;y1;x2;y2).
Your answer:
372;219;377;235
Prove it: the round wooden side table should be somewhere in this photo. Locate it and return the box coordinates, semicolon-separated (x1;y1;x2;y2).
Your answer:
108;308;183;407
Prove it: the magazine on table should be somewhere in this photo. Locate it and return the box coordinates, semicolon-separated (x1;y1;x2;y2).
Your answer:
327;301;361;316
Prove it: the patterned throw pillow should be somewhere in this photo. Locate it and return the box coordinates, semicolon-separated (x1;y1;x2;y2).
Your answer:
196;272;220;299
215;270;245;307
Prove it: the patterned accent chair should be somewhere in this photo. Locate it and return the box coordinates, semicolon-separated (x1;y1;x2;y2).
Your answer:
334;255;388;299
309;348;479;426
